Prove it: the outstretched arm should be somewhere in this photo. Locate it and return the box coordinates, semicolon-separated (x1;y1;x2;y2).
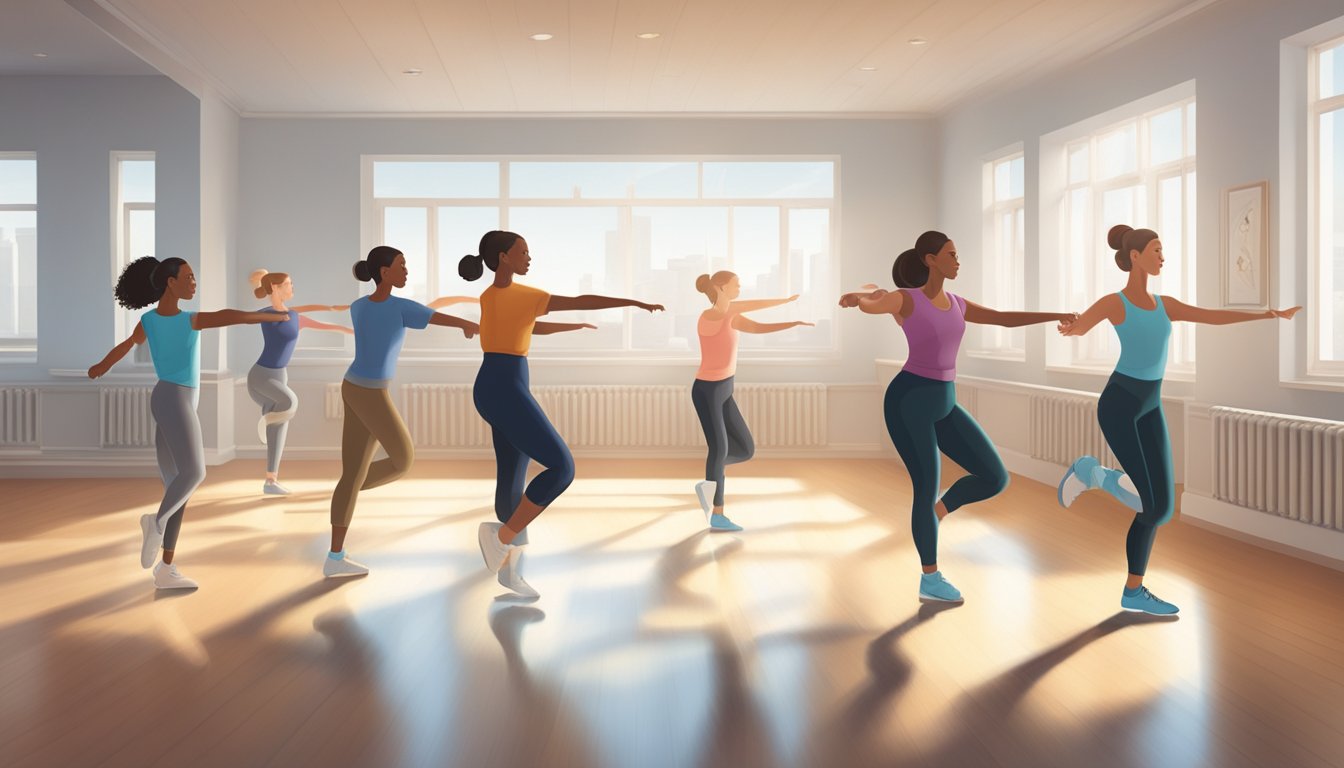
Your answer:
428;312;479;338
298;315;353;335
731;316;813;334
533;322;596;335
1164;297;1301;325
729;294;798;313
427;295;480;310
839;288;905;316
544;295;663;314
289;304;350;313
193;310;290;330
89;323;146;378
1059;295;1122;337
964;300;1078;329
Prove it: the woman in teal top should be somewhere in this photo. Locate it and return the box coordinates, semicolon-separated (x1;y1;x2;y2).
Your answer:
89;256;288;591
1057;225;1300;615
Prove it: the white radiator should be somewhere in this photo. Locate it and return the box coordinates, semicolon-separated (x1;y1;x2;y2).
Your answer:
1029;392;1117;467
0;387;38;445
100;386;155;447
1212;406;1344;532
404;383;827;449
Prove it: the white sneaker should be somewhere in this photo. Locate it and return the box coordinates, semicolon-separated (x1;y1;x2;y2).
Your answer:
694;481;717;522
263;479;292;496
153;562;198;590
497;548;539;598
478;522;515;573
322;553;369;578
139;513;164;569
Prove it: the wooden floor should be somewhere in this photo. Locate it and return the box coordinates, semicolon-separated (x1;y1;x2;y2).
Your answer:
2;457;1342;768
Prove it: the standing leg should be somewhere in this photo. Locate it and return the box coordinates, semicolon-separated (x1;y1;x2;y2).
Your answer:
152;385;205;533
1124;406;1175;576
329;382;377;558
884;378;945;571
491;425;531;547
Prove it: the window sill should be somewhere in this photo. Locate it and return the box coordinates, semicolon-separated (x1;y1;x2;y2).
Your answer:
1280;377;1344;393
966;349;1027;363
1042;364;1194;384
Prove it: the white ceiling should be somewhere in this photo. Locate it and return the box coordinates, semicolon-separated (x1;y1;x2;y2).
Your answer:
0;0;156;75
17;0;1218;114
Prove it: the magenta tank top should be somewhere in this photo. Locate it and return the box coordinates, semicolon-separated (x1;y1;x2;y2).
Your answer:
899;289;966;382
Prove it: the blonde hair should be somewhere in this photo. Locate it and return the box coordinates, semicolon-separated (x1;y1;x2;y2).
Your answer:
695;271;736;303
249;268;289;299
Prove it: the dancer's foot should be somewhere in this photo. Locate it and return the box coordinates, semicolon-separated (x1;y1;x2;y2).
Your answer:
1058;455;1099;508
139;513;164;570
153;562;199;590
497;548;539;599
694;481;717;523
918;571;964;603
478;522;516;573
708;513;743;533
322;550;369;578
1121;585;1179;615
263;479;292;496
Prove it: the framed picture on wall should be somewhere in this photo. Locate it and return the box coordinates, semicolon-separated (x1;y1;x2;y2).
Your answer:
1221;181;1269;308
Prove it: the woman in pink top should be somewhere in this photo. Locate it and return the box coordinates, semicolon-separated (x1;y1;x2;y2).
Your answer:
693;271;812;532
840;231;1077;604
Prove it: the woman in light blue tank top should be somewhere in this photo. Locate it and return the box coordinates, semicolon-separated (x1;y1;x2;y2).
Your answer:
89;256;291;591
1057;225;1301;616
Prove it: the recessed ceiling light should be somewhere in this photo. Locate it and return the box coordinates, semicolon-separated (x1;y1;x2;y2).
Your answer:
529;33;554;41
33;53;48;58
402;68;423;76
636;32;661;39
908;37;928;46
859;66;877;71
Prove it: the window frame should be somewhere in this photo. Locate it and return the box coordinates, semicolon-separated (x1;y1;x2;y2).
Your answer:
0;151;38;357
111;151;156;365
1308;34;1344;377
973;146;1027;360
358;154;841;362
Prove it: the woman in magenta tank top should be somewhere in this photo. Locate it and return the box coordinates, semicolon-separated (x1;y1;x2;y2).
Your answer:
840;231;1079;604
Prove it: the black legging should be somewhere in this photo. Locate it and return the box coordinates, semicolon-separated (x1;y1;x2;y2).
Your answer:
691;377;755;507
1096;372;1174;575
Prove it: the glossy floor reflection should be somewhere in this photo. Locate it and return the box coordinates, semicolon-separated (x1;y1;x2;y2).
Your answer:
2;459;1342;768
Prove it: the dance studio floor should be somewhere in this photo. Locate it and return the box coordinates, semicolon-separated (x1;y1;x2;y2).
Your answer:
2;458;1342;768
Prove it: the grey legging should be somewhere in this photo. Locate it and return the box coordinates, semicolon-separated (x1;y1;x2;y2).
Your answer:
151;381;205;550
247;364;297;474
691;377;756;507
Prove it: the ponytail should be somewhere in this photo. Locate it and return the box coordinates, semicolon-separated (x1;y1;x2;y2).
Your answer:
115;255;187;309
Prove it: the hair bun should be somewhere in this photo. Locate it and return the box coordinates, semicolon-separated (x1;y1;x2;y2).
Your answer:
353;261;372;282
1107;224;1133;251
695;274;712;294
458;253;484;282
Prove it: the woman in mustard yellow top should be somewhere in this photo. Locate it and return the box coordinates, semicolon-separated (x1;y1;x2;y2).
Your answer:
461;230;663;598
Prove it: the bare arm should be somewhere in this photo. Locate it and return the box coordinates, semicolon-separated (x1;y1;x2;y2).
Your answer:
193;310;290;330
839;288;906;316
298;315;353;335
427;312;479;338
963;300;1078;329
1059;295;1122;337
729;295;798;313
427;295;480;310
89;323;146;378
544;295;663;314
289;304;349;313
731;316;814;334
1164;296;1301;325
533;321;596;335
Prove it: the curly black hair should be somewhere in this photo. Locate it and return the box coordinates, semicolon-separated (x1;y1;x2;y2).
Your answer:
114;256;187;309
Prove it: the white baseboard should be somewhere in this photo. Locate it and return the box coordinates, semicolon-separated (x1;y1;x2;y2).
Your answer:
1180;491;1344;572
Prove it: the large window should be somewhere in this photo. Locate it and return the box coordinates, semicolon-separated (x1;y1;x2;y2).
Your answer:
977;149;1025;357
364;157;838;358
1052;94;1197;376
113;153;155;361
0;153;37;354
1311;36;1344;373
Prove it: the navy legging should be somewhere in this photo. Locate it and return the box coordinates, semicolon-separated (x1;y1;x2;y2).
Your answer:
884;371;1010;567
473;353;575;547
1096;372;1174;576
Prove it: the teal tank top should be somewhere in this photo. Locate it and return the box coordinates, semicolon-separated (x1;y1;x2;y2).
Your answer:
1113;292;1171;381
141;309;201;388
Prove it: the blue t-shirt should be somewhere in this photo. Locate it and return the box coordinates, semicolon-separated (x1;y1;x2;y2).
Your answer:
345;295;434;387
141;309;200;388
1113;292;1171;381
256;308;300;369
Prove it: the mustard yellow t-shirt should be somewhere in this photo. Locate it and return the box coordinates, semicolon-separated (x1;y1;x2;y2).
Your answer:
479;283;551;355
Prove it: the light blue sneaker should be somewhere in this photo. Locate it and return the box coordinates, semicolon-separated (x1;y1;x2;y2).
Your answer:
1058;455;1099;508
918;571;964;603
708;513;742;532
1121;586;1180;615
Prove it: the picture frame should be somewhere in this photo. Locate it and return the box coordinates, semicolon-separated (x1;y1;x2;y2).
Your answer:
1221;180;1270;308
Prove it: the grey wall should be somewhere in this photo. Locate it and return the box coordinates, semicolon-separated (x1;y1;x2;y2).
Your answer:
0;75;200;379
938;0;1344;421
